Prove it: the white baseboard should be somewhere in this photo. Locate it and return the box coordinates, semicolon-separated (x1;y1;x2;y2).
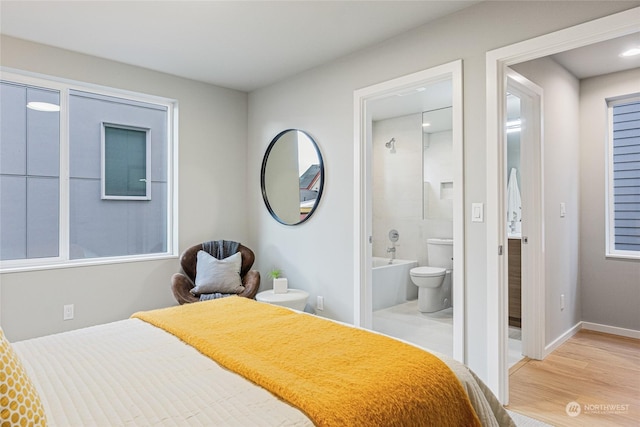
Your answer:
542;321;639;358
543;322;582;358
581;322;640;340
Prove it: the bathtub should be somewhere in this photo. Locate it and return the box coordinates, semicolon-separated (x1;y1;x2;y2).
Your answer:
372;257;418;311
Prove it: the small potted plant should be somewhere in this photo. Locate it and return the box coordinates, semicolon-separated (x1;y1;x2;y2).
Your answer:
270;269;288;294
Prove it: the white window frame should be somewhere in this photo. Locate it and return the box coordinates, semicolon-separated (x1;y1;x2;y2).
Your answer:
606;94;640;260
0;68;179;272
101;123;152;201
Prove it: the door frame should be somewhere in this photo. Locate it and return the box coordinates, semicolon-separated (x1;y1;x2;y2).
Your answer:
353;60;465;362
485;6;640;403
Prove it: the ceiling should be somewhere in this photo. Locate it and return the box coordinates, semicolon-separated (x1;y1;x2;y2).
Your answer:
1;1;637;98
0;0;481;92
369;30;640;123
551;32;640;79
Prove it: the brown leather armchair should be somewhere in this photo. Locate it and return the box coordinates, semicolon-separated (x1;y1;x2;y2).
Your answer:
171;243;260;304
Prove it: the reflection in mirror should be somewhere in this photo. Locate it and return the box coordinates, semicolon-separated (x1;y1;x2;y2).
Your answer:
422;106;453;220
261;129;324;225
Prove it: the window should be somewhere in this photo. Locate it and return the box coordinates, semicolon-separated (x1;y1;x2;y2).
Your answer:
0;72;177;270
102;124;151;200
607;96;640;258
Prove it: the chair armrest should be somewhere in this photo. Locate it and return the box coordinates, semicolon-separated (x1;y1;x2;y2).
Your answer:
239;270;260;299
171;273;199;305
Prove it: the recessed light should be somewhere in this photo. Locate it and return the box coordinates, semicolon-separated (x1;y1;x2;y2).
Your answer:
422;122;431;127
620;47;640;57
27;102;60;112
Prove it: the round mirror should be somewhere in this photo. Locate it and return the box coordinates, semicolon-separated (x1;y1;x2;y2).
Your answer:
261;129;324;225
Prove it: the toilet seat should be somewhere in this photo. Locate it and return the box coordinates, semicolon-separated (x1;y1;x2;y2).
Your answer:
410;266;446;277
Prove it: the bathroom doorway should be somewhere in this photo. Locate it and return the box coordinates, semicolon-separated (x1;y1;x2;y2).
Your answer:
353;60;465;363
370;87;454;356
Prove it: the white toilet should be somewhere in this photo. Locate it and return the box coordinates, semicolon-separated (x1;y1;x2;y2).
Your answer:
410;238;453;313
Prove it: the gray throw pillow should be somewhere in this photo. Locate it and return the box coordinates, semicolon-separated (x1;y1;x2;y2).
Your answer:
191;251;245;295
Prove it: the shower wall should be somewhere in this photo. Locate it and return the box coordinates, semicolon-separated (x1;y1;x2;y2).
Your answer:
372;113;453;266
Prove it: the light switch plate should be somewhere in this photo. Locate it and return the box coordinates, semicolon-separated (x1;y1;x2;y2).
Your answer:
471;203;484;222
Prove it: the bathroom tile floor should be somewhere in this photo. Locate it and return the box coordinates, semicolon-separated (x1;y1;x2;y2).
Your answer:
373;300;524;367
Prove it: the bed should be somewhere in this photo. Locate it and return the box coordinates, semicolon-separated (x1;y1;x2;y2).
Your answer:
6;297;515;426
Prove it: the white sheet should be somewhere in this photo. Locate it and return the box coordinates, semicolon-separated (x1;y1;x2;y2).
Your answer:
13;319;312;426
13;317;515;426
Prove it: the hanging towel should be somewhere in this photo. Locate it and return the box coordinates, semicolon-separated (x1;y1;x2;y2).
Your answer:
507;168;522;233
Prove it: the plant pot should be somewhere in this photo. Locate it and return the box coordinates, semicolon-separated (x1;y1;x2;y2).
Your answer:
273;277;288;294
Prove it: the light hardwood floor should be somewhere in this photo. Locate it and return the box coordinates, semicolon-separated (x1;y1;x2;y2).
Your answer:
507;330;640;426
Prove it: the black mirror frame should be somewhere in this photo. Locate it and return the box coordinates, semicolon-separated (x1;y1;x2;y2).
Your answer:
260;129;325;226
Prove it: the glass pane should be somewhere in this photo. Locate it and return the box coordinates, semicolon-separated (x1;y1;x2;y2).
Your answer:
612;101;640;252
0;81;60;261
69;91;167;259
104;126;147;197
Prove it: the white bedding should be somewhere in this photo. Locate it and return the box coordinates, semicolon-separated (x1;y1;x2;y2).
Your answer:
14;319;312;426
13;317;515;427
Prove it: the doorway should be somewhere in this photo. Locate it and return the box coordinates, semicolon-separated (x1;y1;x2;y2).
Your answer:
485;7;640;404
354;60;465;362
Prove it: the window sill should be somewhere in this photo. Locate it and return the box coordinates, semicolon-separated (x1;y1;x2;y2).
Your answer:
0;253;178;274
605;252;640;262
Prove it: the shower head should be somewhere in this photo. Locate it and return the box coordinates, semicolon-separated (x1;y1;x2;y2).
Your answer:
385;138;396;149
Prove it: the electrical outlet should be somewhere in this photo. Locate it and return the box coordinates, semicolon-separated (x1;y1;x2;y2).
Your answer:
63;304;74;320
560;294;565;311
316;296;324;311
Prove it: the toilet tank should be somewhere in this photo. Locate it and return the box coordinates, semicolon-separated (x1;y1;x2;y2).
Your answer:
427;238;453;269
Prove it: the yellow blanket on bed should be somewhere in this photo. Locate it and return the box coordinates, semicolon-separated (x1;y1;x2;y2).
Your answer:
133;297;481;427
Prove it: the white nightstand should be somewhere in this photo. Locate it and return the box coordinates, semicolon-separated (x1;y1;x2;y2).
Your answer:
256;289;309;311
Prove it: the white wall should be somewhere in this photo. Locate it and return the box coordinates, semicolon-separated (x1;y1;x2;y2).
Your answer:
512;57;582;346
371;114;454;266
580;68;640;331
247;1;637;381
372;114;423;263
0;36;250;341
423;131;454;225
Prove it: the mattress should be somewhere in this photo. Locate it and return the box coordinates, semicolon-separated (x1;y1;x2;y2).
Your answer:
12;314;515;426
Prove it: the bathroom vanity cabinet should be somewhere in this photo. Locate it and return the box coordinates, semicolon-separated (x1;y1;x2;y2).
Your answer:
508;238;522;328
